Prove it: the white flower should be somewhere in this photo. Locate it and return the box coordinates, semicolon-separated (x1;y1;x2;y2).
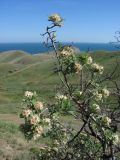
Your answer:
102;88;110;97
76;91;82;96
48;14;62;23
24;91;33;98
55;93;67;100
34;101;43;110
63;95;68;100
92;63;104;74
95;105;100;112
66;46;74;54
91;81;99;87
30;115;40;125
94;91;102;101
102;116;111;126
44;118;51;124
90;104;100;113
96;93;102;100
80;133;87;137
92;63;98;69
87;56;93;64
22;109;32;118
35;126;43;134
61;50;71;56
74;63;82;73
79;91;82;95
73;91;82;98
60;46;74;57
39;147;46;150
53;147;58;152
54;140;59;146
112;134;119;145
63;140;67;145
33;134;41;140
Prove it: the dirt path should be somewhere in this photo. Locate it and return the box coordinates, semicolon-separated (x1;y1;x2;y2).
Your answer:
0;58;52;80
0;114;23;124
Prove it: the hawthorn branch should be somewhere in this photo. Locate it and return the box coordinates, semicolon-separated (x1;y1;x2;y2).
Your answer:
43;24;72;95
67;119;88;145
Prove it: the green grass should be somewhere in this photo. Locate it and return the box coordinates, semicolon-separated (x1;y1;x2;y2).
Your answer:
0;120;50;159
0;115;79;159
0;121;19;134
0;50;119;114
0;50;119;159
0;120;29;159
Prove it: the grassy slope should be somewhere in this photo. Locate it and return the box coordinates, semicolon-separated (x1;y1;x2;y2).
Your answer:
0;50;120;114
0;50;120;159
0;51;57;113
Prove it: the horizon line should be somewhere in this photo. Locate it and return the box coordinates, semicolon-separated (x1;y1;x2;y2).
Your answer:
0;41;110;44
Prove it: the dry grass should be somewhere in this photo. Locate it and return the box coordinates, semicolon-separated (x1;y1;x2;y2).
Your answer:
0;120;47;160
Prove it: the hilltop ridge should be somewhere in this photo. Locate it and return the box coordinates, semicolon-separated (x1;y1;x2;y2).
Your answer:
0;50;119;114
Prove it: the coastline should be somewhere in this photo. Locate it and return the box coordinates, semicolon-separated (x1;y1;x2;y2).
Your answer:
0;42;118;54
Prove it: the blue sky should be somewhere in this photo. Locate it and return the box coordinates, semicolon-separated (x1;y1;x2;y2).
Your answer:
0;0;120;43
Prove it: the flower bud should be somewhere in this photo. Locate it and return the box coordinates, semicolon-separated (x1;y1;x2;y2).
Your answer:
60;46;74;57
92;63;104;74
33;134;41;140
30;115;40;125
55;93;67;100
24;91;33;98
53;147;58;152
21;109;32;118
87;56;93;64
34;101;43;110
48;14;62;23
90;104;101;113
44;118;51;124
102;116;111;126
74;63;82;73
73;91;82;98
112;134;119;145
35;126;43;134
102;88;110;97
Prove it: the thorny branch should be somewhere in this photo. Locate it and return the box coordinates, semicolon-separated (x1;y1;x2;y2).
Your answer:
41;20;120;160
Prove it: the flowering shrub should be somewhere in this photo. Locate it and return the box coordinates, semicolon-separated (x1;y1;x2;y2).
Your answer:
20;14;120;159
20;91;51;140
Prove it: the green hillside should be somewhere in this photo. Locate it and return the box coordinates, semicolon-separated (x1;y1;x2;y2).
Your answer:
0;50;120;114
0;50;120;159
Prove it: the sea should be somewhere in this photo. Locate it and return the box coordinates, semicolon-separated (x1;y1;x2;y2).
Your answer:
0;42;119;54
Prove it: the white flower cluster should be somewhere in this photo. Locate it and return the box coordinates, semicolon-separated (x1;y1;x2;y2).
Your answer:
74;63;82;73
60;46;74;57
86;56;93;64
102;116;111;126
33;126;43;140
112;134;119;145
55;93;67;100
24;91;33;98
48;14;62;23
93;88;109;102
91;63;104;74
22;109;32;118
102;88;110;97
61;50;72;56
90;104;101;113
73;91;82;98
93;91;103;101
34;101;43;110
44;118;51;124
21;91;51;140
30;115;40;125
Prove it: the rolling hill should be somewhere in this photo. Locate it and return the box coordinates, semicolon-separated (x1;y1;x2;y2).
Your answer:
0;50;120;159
0;50;119;114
